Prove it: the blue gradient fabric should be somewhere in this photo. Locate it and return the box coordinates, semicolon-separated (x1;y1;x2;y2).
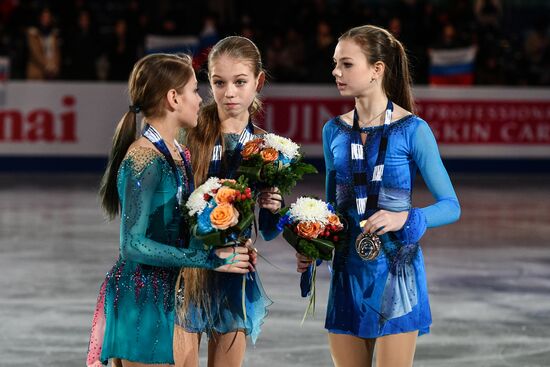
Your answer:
322;115;460;338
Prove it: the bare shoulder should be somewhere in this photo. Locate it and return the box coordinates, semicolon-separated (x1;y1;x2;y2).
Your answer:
339;110;355;125
391;103;413;122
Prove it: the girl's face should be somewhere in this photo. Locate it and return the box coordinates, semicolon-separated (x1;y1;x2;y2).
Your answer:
209;54;262;120
178;73;202;128
332;39;377;97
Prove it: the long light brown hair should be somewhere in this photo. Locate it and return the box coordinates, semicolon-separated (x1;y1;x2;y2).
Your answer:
99;53;194;219
182;36;265;316
186;36;264;185
339;25;415;113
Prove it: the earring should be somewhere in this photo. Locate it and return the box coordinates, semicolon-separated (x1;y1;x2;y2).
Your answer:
370;78;376;83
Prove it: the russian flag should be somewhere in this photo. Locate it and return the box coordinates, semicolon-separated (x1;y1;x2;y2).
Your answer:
428;46;477;85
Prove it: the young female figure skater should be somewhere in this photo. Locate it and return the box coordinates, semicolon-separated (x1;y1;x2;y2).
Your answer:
177;36;282;367
86;53;251;367
297;25;461;366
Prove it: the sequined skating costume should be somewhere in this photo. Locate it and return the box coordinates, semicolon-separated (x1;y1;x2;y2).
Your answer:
87;147;225;365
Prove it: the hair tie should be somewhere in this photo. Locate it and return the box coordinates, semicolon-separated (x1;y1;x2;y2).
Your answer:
129;104;141;114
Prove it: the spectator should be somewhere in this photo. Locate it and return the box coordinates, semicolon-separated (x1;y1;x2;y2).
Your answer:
106;18;137;81
306;19;337;83
63;10;99;80
0;0;546;85
193;13;220;72
26;7;61;80
474;0;502;30
524;16;550;85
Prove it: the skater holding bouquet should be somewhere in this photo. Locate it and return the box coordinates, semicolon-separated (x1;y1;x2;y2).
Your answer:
296;25;460;367
179;36;284;367
86;53;251;367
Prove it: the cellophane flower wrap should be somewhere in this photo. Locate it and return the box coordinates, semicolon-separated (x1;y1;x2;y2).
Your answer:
236;134;318;195
185;176;255;248
277;197;347;261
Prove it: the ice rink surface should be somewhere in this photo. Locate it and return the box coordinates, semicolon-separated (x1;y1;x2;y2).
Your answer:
1;173;549;366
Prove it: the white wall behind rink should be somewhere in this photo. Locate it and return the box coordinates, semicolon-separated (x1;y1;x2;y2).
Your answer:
0;82;549;159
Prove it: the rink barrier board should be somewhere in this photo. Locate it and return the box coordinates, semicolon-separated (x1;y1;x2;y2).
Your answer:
0;83;549;172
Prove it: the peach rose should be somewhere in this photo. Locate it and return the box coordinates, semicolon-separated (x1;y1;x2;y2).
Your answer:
210;203;240;230
260;147;279;162
328;214;343;230
296;221;323;240
215;186;238;205
242;139;263;159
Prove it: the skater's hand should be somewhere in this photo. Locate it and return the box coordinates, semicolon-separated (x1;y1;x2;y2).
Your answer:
361;210;408;235
214;246;251;274
296;252;313;273
258;187;283;213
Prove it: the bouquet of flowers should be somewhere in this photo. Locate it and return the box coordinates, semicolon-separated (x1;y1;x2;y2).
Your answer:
277;197;347;322
236;133;318;195
277;197;346;261
185;176;255;248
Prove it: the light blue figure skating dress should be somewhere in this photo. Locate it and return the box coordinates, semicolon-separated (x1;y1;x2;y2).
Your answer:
322;114;460;338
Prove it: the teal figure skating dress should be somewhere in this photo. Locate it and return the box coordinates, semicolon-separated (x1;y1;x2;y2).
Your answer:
87;145;227;366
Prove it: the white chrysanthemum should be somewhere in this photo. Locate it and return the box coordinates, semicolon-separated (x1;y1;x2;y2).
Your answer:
186;177;222;216
264;133;300;160
200;177;222;195
288;197;331;224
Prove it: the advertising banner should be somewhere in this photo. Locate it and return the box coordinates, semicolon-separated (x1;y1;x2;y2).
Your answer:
1;83;549;171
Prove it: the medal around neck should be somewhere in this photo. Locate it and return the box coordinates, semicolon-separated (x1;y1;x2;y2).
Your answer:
350;101;393;261
355;231;381;261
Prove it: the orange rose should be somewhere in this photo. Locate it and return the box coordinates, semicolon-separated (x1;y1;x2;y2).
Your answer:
296;221;323;240
328;214;343;230
210;203;240;230
215;186;238;205
242;139;262;159
260;147;279;162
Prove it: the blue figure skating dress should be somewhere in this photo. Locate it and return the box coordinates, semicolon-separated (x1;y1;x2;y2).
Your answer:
181;130;280;344
86;146;226;366
323;114;460;338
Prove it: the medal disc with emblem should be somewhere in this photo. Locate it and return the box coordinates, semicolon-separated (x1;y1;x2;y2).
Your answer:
355;232;381;261
355;220;381;261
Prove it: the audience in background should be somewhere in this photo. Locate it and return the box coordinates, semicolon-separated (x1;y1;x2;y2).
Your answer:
0;0;548;85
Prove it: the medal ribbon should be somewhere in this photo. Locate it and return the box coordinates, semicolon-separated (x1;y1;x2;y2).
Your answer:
208;118;255;179
350;100;393;220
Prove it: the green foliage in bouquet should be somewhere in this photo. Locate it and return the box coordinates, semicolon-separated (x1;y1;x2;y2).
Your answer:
223;176;256;219
236;134;318;195
282;226;335;261
237;155;317;195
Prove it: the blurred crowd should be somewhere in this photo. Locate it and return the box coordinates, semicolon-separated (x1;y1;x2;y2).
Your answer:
0;0;549;85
